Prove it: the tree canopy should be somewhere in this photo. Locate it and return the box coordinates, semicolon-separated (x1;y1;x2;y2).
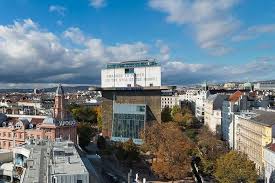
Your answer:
142;122;194;180
161;106;172;122
214;151;258;183
197;127;228;175
77;122;96;148
68;104;98;124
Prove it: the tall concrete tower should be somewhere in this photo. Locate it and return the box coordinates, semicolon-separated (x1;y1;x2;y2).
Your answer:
53;84;66;120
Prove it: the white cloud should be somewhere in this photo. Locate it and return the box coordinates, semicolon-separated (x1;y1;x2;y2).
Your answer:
0;19;150;85
89;0;106;8
149;0;240;55
232;24;275;41
162;57;275;84
63;27;85;44
56;20;63;26
155;40;170;61
0;19;275;88
49;5;66;16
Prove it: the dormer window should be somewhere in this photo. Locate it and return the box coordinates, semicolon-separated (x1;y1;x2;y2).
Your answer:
15;122;21;129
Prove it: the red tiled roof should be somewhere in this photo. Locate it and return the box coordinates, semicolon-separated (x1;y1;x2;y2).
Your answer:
30;118;44;125
229;90;242;102
268;143;275;152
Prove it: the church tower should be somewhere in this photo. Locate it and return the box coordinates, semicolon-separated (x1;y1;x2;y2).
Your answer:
53;84;66;120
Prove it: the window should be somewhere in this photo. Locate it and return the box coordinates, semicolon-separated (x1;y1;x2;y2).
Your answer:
125;68;134;74
77;180;82;183
137;106;145;112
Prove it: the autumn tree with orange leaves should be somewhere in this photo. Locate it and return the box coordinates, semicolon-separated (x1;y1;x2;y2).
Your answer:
142;122;194;180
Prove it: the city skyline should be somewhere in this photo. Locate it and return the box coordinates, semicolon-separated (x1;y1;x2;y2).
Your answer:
0;0;275;88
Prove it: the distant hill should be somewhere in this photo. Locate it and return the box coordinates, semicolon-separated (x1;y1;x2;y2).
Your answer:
0;86;91;94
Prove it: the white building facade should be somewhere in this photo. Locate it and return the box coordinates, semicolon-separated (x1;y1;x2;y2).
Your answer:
161;91;179;109
264;144;275;183
204;94;227;134
101;60;161;88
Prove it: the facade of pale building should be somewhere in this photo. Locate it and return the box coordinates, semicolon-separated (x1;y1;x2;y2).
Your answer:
221;91;249;149
204;94;228;134
101;60;161;88
264;143;275;183
161;91;179;109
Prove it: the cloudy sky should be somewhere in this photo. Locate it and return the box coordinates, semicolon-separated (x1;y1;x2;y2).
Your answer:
0;0;275;88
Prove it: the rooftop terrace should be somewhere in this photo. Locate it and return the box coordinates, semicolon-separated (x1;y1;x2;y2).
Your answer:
106;59;159;69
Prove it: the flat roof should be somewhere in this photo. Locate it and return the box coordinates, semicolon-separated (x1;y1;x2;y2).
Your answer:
106;60;159;69
21;140;89;183
240;110;275;127
89;86;174;91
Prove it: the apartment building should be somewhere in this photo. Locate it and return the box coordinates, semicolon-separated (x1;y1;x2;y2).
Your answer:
0;84;77;149
221;91;249;149
161;90;179;109
235;110;275;174
204;94;228;134
264;143;275;182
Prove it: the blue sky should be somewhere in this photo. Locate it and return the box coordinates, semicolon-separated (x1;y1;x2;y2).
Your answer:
0;0;275;88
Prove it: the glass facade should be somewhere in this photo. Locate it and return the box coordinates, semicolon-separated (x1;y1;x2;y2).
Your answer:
112;113;145;139
111;103;146;143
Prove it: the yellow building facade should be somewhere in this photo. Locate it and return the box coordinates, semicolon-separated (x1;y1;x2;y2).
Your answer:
235;111;275;175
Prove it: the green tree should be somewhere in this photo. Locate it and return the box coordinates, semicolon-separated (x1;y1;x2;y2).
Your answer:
97;135;106;150
95;106;103;131
215;151;258;183
161;106;172;122
115;139;139;167
171;105;181;118
77;122;96;148
197;127;228;175
70;105;97;124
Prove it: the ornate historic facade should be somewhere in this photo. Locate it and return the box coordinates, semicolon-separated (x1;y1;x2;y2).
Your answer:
0;84;77;149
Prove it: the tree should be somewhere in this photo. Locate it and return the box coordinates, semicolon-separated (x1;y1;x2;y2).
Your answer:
77;123;96;148
70;105;97;124
173;112;184;125
197;127;228;175
115;139;140;167
161;107;172;122
97;135;106;150
214;151;258;183
143;122;194;180
171;105;181;119
95;106;103;131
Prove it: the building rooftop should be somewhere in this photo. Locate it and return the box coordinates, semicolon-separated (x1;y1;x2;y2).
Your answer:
106;59;159;69
90;85;174;91
250;110;275;127
239;110;275;127
56;83;64;96
266;143;275;152
229;91;243;102
21;140;89;183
